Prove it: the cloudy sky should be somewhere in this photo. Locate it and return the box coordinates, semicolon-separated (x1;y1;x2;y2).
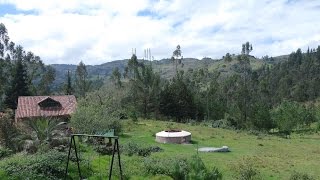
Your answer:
0;0;319;65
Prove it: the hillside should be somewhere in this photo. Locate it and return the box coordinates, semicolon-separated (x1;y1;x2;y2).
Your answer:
51;55;273;86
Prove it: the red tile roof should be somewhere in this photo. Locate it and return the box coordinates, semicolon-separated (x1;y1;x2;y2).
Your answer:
15;95;77;121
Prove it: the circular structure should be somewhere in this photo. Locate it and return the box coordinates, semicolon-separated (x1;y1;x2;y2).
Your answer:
155;129;191;144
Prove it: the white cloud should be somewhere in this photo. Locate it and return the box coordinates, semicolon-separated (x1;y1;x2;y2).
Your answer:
0;0;320;64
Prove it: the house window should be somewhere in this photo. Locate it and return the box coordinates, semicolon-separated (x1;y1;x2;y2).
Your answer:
38;98;62;109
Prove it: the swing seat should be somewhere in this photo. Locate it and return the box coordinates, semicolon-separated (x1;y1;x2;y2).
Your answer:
103;129;115;137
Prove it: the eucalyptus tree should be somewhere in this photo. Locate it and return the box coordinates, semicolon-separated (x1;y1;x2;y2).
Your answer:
110;67;122;88
75;61;91;98
171;45;183;73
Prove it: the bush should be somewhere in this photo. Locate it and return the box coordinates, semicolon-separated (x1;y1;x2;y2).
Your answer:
233;157;261;180
94;145;113;155
187;155;222;180
144;155;222;180
0;150;66;179
0;147;12;159
144;156;189;179
122;142;163;157
129;110;138;122
289;171;315;180
70;100;122;135
0;111;18;151
0;150;90;179
271;101;316;137
210;119;232;129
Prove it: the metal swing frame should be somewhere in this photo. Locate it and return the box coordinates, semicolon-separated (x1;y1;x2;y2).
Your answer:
64;133;123;180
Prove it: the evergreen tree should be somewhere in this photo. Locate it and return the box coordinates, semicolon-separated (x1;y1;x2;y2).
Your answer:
160;71;196;122
64;70;74;95
75;61;90;98
4;58;30;109
38;66;56;95
110;67;122;88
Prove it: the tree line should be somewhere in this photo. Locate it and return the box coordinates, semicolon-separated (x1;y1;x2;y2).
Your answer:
0;23;100;111
102;44;320;135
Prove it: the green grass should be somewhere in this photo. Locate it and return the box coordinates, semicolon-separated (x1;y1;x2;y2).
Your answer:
1;120;319;179
116;120;320;179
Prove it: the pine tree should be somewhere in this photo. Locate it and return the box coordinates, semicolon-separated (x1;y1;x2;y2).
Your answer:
38;66;56;95
4;58;30;109
64;70;74;95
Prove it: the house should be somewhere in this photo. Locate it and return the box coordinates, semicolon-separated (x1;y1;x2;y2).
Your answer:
15;95;77;123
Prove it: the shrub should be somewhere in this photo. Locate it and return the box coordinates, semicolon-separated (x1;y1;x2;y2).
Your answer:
233;157;261;180
121;142;163;157
0;150;65;179
144;155;222;180
289;171;315;180
0;147;12;159
129;110;138;122
210;119;232;129
0;150;90;179
144;156;189;179
94;145;113;155
70;100;122;135
0;111;18;151
187;155;222;180
271;101;316;137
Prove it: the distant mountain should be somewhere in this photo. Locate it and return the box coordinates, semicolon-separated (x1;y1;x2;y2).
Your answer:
51;60;128;87
51;55;286;87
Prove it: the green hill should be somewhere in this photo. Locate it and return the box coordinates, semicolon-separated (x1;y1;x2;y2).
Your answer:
51;55;274;87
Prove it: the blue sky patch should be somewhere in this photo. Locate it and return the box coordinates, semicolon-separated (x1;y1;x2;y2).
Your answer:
137;9;164;19
0;3;36;16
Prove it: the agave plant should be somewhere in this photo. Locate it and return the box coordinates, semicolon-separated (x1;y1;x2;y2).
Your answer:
26;118;66;143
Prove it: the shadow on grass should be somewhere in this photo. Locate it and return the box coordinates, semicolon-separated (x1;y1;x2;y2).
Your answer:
190;140;199;144
269;128;316;139
294;128;315;134
120;133;132;138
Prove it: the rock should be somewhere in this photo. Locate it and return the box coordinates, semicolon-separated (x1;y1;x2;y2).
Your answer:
50;137;69;148
198;146;230;152
24;140;37;154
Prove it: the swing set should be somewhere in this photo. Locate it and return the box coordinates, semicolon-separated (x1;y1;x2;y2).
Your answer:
64;130;123;180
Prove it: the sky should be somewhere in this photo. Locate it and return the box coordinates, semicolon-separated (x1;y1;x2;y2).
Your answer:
0;0;320;65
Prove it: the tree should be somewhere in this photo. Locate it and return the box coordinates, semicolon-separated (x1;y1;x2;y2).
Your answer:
224;53;232;62
271;101;303;137
250;101;273;131
126;54;139;80
241;42;253;55
75;61;90;98
110;67;122;88
70;99;121;135
241;44;245;55
125;55;161;119
64;70;74;95
4;53;30;109
37;66;56;95
172;45;183;73
160;71;196;122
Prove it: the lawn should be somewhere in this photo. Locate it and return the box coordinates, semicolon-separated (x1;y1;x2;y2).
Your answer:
1;119;319;179
116;120;320;179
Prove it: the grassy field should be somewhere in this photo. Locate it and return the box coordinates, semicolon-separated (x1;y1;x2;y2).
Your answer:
114;120;320;179
1;119;319;179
